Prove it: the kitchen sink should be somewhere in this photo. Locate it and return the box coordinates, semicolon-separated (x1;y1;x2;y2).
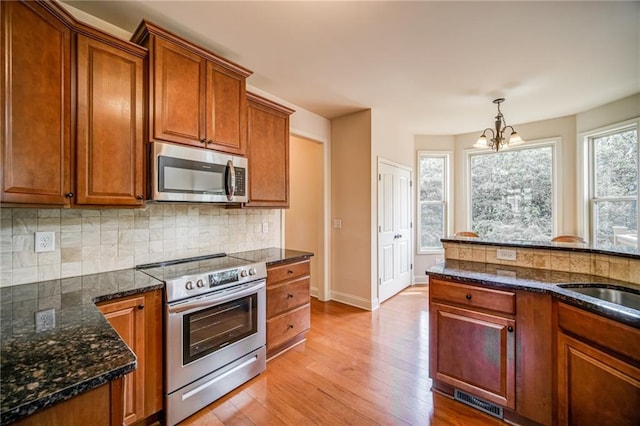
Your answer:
559;285;640;311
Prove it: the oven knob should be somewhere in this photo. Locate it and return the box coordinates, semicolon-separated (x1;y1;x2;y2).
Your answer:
249;267;256;276
185;281;194;290
240;269;248;277
196;279;204;288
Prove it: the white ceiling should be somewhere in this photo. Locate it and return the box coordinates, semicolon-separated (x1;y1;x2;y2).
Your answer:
63;1;640;135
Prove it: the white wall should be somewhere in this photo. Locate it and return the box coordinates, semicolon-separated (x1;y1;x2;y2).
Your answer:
330;110;373;309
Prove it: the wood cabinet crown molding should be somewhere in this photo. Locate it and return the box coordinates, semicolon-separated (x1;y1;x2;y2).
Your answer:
130;19;252;78
246;92;295;116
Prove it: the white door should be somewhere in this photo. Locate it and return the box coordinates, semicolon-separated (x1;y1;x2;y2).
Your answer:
378;160;412;303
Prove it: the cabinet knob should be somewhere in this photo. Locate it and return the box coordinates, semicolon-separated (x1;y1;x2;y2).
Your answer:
287;324;294;330
65;192;74;198
465;294;472;300
136;195;144;200
287;270;294;275
287;293;294;299
507;326;514;332
138;304;144;310
200;138;207;145
207;139;214;144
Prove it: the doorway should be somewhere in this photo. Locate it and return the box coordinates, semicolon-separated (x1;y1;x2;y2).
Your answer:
285;136;325;300
378;159;412;303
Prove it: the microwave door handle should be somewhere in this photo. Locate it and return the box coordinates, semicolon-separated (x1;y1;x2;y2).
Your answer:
225;160;236;201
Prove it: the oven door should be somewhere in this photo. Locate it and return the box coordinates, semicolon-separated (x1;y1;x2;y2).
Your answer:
165;280;266;394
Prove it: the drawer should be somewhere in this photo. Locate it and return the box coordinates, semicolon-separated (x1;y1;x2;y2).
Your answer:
267;304;310;350
267;276;310;318
267;260;310;285
430;279;515;315
557;302;640;362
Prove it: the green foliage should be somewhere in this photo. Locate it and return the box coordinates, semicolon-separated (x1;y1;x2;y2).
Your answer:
470;146;553;241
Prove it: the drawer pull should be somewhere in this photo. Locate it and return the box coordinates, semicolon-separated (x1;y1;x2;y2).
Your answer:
287;324;294;330
287;293;294;299
138;304;145;310
507;326;514;332
465;294;472;300
287;270;294;274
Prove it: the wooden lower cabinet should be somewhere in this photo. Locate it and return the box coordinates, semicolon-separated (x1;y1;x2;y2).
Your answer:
97;290;163;425
12;377;124;426
429;278;554;424
266;259;311;358
430;302;516;409
557;302;640;426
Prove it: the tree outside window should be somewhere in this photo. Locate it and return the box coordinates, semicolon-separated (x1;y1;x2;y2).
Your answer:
590;126;639;248
469;143;555;241
418;153;450;251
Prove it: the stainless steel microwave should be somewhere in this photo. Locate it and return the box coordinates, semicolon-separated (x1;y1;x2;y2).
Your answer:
150;141;248;203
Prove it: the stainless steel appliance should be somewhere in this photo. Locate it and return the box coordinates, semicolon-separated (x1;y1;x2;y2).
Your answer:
150;141;248;203
138;254;266;425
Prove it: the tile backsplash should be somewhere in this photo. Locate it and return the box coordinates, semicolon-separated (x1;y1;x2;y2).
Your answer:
1;204;279;287
443;242;640;285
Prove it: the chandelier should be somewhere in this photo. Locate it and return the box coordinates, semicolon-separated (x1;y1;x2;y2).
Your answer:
473;98;524;151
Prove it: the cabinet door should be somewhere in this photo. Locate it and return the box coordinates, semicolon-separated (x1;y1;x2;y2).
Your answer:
430;302;516;409
1;1;71;205
76;35;145;206
205;62;247;155
557;331;640;426
245;94;293;207
152;37;204;146
98;296;146;426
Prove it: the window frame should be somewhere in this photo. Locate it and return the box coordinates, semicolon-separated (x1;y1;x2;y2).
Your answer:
417;151;453;254
463;138;560;240
580;118;639;247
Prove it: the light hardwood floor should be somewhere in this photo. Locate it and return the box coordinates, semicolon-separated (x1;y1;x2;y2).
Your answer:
180;286;505;425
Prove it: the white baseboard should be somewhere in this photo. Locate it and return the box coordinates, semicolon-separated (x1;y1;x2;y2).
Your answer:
413;274;428;285
330;290;375;311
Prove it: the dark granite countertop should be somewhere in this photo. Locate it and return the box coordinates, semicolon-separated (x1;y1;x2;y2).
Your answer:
230;247;314;266
0;269;164;425
441;236;640;259
427;260;640;328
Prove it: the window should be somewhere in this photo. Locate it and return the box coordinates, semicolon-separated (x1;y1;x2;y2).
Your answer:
467;140;557;241
418;152;451;252
587;121;639;248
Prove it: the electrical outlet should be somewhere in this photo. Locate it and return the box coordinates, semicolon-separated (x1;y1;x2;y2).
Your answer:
35;308;56;332
496;249;517;261
35;232;55;253
261;222;269;233
333;219;342;229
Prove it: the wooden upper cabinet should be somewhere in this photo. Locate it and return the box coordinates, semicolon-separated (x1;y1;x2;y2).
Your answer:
152;37;204;145
245;93;294;208
133;21;252;155
1;0;72;205
205;62;247;155
75;33;146;206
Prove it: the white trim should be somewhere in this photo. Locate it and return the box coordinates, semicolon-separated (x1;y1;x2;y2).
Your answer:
463;138;561;238
330;289;378;311
578;117;640;244
416;151;453;253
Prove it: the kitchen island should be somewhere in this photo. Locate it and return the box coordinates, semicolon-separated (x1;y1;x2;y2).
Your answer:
426;238;640;425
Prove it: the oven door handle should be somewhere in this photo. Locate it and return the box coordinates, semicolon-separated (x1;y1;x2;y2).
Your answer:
167;280;265;315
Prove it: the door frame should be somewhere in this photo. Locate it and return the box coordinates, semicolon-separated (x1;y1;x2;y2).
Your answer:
376;157;413;307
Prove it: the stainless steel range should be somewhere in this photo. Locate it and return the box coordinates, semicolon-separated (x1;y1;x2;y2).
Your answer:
138;254;266;426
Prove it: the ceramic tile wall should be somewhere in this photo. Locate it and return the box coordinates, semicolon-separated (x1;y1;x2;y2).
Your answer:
0;205;279;287
444;242;640;285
